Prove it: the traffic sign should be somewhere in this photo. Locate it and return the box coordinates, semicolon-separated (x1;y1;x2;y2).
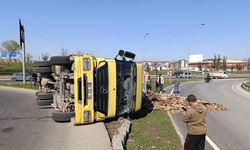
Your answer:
1;52;7;58
11;52;16;57
168;71;172;76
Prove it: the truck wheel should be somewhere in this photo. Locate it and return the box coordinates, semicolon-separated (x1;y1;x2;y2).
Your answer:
36;92;53;99
50;56;73;65
52;112;75;122
12;78;17;82
33;67;52;74
32;61;51;67
36;99;53;106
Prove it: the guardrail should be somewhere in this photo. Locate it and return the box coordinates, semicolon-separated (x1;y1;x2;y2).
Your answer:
241;82;250;92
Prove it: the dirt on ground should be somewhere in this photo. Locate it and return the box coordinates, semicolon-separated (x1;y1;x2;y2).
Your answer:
104;117;124;140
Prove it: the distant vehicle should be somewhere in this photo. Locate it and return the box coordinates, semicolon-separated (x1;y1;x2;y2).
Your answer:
210;71;228;79
10;73;32;82
179;72;195;78
172;71;184;76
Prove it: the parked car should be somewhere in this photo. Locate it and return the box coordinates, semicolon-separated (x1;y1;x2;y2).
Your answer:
10;73;33;82
179;72;195;78
172;71;184;76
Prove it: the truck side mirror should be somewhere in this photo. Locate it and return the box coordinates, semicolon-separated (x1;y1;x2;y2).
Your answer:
118;50;124;56
124;51;135;60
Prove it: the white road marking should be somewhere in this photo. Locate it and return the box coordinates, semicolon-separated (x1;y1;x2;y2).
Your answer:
206;135;220;150
232;83;250;98
171;88;174;94
167;111;185;146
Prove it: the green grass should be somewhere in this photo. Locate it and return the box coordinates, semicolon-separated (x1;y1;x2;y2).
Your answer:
246;82;250;86
0;62;33;73
126;78;202;150
0;83;39;90
127;109;183;150
0;75;11;78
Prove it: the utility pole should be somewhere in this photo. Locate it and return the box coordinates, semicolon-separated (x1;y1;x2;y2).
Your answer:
19;19;26;83
141;33;149;65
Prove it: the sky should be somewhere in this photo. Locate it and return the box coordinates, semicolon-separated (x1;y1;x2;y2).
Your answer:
0;0;250;62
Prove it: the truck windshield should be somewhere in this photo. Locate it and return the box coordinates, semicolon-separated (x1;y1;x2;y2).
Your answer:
116;60;134;115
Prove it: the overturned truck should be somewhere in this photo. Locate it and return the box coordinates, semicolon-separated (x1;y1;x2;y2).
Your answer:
33;50;144;125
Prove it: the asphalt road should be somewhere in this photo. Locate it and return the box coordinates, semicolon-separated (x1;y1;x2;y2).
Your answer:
0;87;112;150
165;78;250;150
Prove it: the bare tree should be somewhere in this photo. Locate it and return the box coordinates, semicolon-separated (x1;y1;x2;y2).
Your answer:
247;58;250;71
75;50;84;56
61;48;69;56
236;64;242;72
0;40;20;61
26;53;33;63
152;62;158;76
42;53;49;61
222;56;227;71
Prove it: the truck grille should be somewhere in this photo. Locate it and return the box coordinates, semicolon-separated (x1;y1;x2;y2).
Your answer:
95;63;109;116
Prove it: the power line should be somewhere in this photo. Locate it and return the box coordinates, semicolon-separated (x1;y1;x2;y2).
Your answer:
132;28;189;52
26;28;188;54
25;29;116;53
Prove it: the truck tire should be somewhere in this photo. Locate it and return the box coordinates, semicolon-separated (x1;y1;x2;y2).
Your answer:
33;67;52;74
50;56;73;65
32;61;51;67
36;92;53;99
52;112;75;122
36;99;53;106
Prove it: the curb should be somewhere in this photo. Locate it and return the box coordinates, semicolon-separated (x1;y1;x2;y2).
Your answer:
167;111;185;146
241;81;250;93
112;118;131;150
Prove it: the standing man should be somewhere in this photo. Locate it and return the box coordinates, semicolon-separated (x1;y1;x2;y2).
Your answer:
173;76;180;94
157;74;164;93
147;76;152;90
182;94;207;150
32;73;37;87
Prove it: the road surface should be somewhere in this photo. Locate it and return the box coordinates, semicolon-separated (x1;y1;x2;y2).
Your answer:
165;78;250;150
0;87;112;150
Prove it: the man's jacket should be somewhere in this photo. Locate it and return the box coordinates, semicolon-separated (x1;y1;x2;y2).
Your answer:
182;103;207;135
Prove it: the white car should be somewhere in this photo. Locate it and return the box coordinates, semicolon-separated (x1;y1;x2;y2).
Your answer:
179;72;195;78
10;73;32;82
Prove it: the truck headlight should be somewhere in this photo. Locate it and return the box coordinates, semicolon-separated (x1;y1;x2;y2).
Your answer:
83;58;90;70
84;111;91;122
87;83;92;99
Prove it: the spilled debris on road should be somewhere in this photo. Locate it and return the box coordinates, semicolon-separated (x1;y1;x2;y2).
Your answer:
145;90;227;114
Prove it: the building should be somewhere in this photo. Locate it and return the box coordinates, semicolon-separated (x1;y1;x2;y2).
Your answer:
189;59;246;71
138;59;247;72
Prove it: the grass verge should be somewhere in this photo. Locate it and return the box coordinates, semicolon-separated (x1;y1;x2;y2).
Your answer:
151;78;202;92
127;109;183;150
0;62;33;73
125;78;202;150
0;83;39;90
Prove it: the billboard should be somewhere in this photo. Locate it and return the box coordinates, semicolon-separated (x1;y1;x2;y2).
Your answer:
189;54;203;63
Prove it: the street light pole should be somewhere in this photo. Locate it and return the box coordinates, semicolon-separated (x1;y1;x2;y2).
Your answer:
141;33;149;65
187;23;205;81
241;42;250;74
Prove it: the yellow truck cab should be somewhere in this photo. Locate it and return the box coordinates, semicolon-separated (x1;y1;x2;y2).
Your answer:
73;50;143;125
